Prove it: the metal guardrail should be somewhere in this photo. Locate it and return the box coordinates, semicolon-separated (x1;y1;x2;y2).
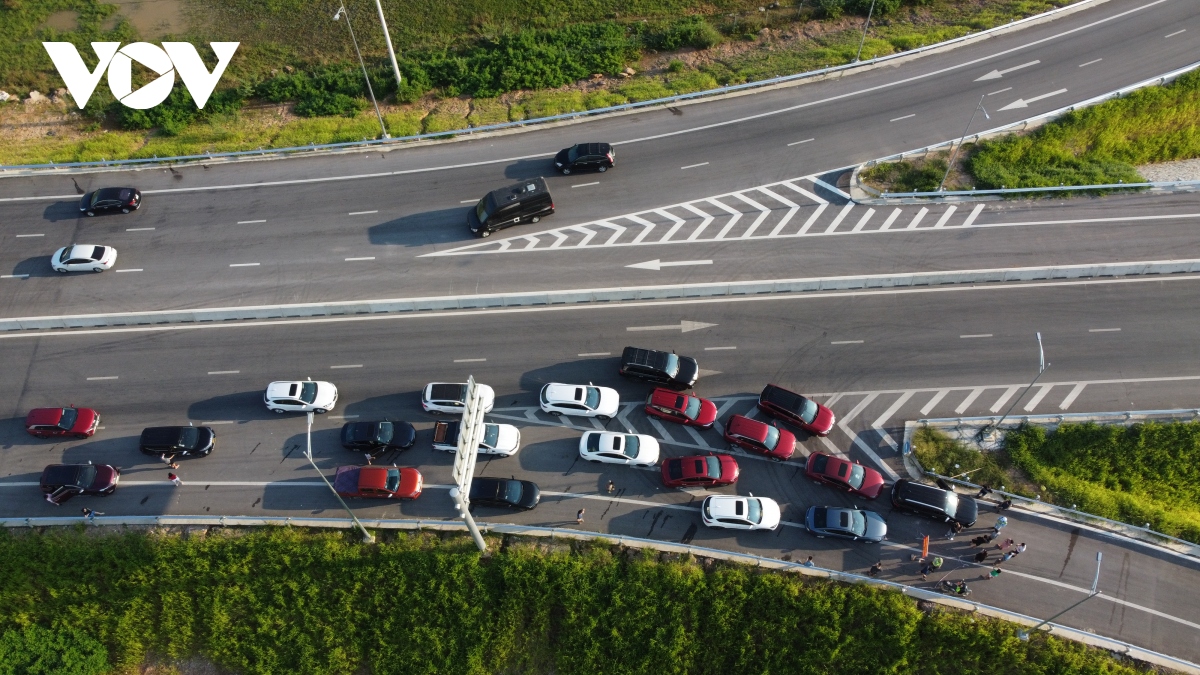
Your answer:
0;0;1106;173
5;258;1200;333
3;514;1195;673
866;179;1200;199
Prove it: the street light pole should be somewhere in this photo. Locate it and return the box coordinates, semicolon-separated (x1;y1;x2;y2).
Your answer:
977;332;1048;443
450;376;489;552
854;0;878;63
334;3;388;139
1019;552;1102;641
372;0;404;94
305;411;375;544
938;94;989;191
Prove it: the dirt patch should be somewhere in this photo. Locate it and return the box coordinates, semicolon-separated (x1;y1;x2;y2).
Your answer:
107;0;190;39
140;656;236;675
42;10;79;32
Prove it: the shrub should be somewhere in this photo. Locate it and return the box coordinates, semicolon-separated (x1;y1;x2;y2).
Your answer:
861;159;949;192
584;90;629;109
0;625;109;675
617;79;673;102
517;91;585;119
666;69;719;95
911;427;1016;492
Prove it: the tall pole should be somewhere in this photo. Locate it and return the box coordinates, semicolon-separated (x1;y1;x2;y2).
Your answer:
977;332;1047;442
450;376;489;552
334;3;388;139
372;0;404;94
939;94;989;191
1019;552;1102;640
306;412;376;543
854;0;878;63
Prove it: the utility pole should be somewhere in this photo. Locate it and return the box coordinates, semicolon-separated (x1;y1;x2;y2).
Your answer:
306;411;375;543
334;2;388;139
854;0;878;63
1019;552;1102;640
449;376;489;552
939;94;990;191
977;332;1047;443
372;0;404;94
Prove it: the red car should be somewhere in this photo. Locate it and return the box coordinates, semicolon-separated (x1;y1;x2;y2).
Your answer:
723;414;797;461
805;451;886;499
25;407;100;439
644;388;717;428
661;453;739;488
333;466;422;500
757;384;835;436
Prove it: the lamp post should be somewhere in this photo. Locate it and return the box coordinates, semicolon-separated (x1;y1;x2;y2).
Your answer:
372;0;404;94
854;0;878;63
1019;552;1102;641
977;332;1048;443
449;376;489;552
938;94;990;191
334;2;388;139
305;411;375;543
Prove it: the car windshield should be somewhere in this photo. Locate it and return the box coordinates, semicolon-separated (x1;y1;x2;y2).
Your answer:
945;491;960;515
842;510;867;535
56;408;79;430
58;248;72;263
683;396;702;420
847;463;865;489
179;427;200;448
622;435;640;458
90;191;102;206
482;424;499;448
386;469;400;493
474;197;492;223
799;398;819;424
75;464;97;488
585;433;602;452
746;498;763;524
584;387;601;410
299;382;318;404
504;481;524;504
663;353;680;377
762;425;780;450
704;455;721;478
375;422;394;443
567;145;581;162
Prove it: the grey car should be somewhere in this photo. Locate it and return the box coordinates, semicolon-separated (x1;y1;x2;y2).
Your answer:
805;506;888;543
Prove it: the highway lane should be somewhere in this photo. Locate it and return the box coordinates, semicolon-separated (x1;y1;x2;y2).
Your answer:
2;278;1200;659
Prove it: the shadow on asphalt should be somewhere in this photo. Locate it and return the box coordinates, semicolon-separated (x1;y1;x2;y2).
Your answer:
502;159;553;181
367;207;473;247
42;200;82;222
187;391;280;423
10;256;58;278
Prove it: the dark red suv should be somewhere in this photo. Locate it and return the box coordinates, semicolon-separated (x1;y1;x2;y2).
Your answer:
645;388;717;428
25;407;100;439
805;451;886;498
757;384;835;436
724;414;797;461
661;453;739;488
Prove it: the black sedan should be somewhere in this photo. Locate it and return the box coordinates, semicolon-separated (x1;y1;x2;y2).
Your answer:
553;142;614;175
80;187;141;216
804;506;888;543
139;426;215;457
468;477;540;511
41;463;120;504
340;420;416;456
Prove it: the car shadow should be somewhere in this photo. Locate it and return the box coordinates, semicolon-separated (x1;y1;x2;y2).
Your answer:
518;359;627;396
187;391;280;423
503;160;552;181
367;207;474;247
10;256;58;278
0;417;33;449
43;201;82;222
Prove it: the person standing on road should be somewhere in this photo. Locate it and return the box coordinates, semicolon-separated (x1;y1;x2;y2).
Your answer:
1015;542;1027;555
976;485;993;499
996;537;1014;551
45;493;60;506
168;472;182;486
802;556;816;568
868;561;883;577
576;508;585;524
945;522;963;540
973;549;989;564
997;550;1016;565
991;516;1008;535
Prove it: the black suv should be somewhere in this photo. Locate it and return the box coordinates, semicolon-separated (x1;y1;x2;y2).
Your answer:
468;177;554;238
80;187;141;216
619;346;698;389
139;426;215;457
890;478;978;527
554;142;615;175
340;420;416;455
469;477;540;511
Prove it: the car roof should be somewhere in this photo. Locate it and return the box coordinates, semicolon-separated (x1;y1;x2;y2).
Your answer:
358;466;391;489
576;142;610;154
67;244;103;258
428;383;465;400
544;383;589;403
26;408;65;425
728;414;768;440
140;426;187;442
266;381;301;397
487;177;549;204
622;346;670;368
649;388;686;409
672;455;715;478
41;464;84;485
706;495;752;518
762;384;806;409
897;479;951;504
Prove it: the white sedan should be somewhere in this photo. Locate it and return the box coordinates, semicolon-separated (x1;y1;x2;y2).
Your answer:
539;383;619;420
51;244;117;273
264;380;338;414
579;431;659;467
701;494;781;531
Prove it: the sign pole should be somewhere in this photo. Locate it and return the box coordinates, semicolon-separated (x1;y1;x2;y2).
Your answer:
450;376;488;552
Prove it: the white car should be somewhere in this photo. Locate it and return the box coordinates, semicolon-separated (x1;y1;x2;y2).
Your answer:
51;244;117;273
539;383;619;420
701;494;781;531
264;380;338;414
421;382;495;415
579;431;659;467
432;420;521;456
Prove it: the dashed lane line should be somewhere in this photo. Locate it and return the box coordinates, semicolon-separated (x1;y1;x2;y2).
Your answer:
345;256;376;261
960;334;993;338
889;113;916;122
1164;29;1186;38
348;210;378;216
115;269;143;273
681;162;709;170
831;340;864;345
330;364;363;369
86;376;118;381
237;220;266;224
229;262;260;267
571;181;600;188
705;346;737;351
454;358;487;363
207;370;240;375
15;233;44;238
1078;58;1102;67
577;352;611;357
1089;327;1121;332
126;227;155;231
787;138;815;146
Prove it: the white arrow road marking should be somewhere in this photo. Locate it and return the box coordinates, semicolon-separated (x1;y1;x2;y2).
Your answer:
974;60;1041;81
627;320;718;332
625;259;713;271
998;88;1068;111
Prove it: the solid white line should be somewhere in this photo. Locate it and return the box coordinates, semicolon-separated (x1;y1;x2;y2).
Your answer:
987;87;1013;96
460;199;477;203
1089;327;1121;332
115;269;143;273
571;181;600;188
830;340;863;345
810;177;852;199
126;227;156;231
344;256;376;261
787;138;815;146
932;205;957;228
960;333;993;338
955;388;984;414
1059;382;1087;410
1024;384;1054;411
348;210;378;215
237;219;266;224
1164;29;1186;38
454;358;487;363
207;370;240;375
1078;58;1102;67
962;203;985;227
990;385;1021;413
889;113;916;122
919;389;949;416
203;421;237;424
86;376;118;381
1;275;29;279
229;263;260;267
330;364;363;369
577;352;611;357
705;346;737;351
680;162;709;170
825;203;854;233
15;233;44;238
878;208;902;231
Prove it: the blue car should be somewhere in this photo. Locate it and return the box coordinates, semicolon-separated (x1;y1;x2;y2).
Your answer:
805;506;888;543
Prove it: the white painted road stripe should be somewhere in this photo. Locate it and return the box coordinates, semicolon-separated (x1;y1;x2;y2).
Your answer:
86;376;118;381
906;207;929;229
919;390;949;416
986;87;1013;96
454;358;487;363
1024;384;1054;411
1164;29;1186;38
825;203;854;233
955;388;984;414
460;199;477;203
787;138;815;146
1078;58;1102;67
1059;382;1087;410
932;205;957;228
571;182;600;188
348;210;378;215
889;114;916;122
960;333;993;338
831;340;863;345
237;219;266;224
852;208;875;232
878;208;902;231
872;391;914;430
680;162;709;170
208;370;240;375
344;256;376;261
115;269;143;273
330;364;363;369
229;262;260;267
15;233;44;238
577;352;611;357
705;346;737;351
1;275;29;279
962;203;985;227
126;227;156;231
1089;327;1121;332
990;386;1020;413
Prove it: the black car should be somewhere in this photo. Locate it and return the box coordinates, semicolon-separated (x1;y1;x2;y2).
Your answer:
139;426;215;457
467;177;555;238
890;478;978;527
340;421;416;455
619;346;698;389
40;463;120;504
468;477;540;510
554;142;615;175
805;506;888;543
80;187;141;216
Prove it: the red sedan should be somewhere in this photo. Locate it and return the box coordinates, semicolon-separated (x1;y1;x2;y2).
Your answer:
333;466;423;500
25;407;100;439
661;453;739;488
804;452;886;499
723;414;797;460
644;388;717;428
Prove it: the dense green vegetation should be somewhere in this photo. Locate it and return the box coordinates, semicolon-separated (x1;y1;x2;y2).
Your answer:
912;426;1016;490
860;156;953;192
0;527;1154;674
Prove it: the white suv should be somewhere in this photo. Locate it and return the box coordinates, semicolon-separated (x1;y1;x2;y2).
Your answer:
701;494;781;531
421;382;495;415
264;380;338;414
539;383;619;420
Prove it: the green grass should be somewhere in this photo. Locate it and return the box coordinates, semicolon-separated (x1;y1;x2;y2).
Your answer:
466;98;512;126
861;156;953;193
912;427;1017;492
515;91;586;120
0;527;1157;675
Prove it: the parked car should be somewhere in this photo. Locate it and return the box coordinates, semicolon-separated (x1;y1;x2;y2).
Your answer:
264;380;338;414
467;177;554;238
805;452;885;498
618;346;698;389
51;244;117;273
554;142;615;175
539;383;619;420
25;407;99;439
40;463;120;504
333;465;422;499
723;414;796;461
80;187;140;216
757;384;835;436
661;453;739;489
139;426;215;458
421;382;495;415
890;478;978;527
579;431;660;467
805;506;888;543
340;421;416;455
432;420;521;456
468;477;540;510
701;494;781;531
644;388;716;428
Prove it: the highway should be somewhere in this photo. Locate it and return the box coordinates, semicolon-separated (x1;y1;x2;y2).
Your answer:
1;0;1199;666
